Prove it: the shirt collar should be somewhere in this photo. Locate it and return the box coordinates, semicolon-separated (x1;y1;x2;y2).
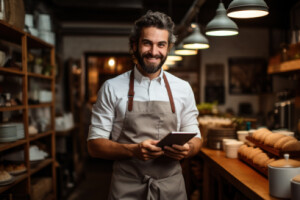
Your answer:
134;65;164;84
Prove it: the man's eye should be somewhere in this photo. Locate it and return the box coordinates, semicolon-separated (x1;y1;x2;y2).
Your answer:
158;43;166;47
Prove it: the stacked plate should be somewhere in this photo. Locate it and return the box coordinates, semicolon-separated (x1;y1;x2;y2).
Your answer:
12;123;25;139
0;124;18;143
207;127;237;150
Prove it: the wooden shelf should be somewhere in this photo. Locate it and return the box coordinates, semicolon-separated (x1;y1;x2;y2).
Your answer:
27;34;53;49
0;105;25;112
27;72;53;80
0;21;57;199
268;42;300;74
0;67;25;75
28;103;53;109
29;131;53;142
268;59;300;74
0;139;27;152
0;20;24;45
30;158;53;175
56;126;77;137
0;173;28;193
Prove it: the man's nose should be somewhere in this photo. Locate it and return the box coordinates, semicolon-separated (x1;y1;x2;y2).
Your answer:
150;45;159;56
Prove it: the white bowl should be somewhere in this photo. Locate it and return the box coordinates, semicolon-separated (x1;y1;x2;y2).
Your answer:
222;139;238;151
237;130;249;142
225;141;244;158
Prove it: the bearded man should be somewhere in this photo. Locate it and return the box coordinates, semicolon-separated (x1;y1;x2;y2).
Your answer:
87;10;202;200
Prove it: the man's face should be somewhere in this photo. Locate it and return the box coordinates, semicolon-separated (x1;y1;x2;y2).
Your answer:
134;27;169;74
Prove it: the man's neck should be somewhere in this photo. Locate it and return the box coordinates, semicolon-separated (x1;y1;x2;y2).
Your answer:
136;65;161;80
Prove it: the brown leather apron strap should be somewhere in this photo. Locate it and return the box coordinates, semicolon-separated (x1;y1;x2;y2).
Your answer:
128;70;135;111
128;69;175;113
163;73;175;113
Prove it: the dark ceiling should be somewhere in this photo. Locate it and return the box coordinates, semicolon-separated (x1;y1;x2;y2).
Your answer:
25;0;300;31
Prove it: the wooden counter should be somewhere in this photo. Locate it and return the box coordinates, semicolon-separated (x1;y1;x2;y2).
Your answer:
199;147;279;200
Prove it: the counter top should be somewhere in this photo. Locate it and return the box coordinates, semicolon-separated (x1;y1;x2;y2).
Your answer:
199;147;279;200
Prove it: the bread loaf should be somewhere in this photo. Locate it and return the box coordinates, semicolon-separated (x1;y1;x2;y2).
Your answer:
252;128;267;140
248;148;263;160
238;144;247;156
244;146;254;159
253;152;268;167
282;140;300;151
263;133;285;146
259;131;272;143
274;136;297;149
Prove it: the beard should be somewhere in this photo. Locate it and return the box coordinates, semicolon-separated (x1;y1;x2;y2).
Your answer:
134;49;167;74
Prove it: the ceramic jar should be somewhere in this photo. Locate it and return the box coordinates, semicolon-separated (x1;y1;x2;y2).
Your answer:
291;174;300;200
268;154;300;199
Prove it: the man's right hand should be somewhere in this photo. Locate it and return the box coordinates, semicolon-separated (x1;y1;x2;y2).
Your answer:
133;139;164;161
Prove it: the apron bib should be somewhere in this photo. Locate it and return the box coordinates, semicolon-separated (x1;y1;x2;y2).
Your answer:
108;70;187;200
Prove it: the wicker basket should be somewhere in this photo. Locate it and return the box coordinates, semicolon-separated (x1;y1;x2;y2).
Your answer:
4;0;25;30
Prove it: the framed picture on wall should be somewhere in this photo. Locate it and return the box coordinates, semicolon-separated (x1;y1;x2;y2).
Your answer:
205;63;225;104
228;57;271;94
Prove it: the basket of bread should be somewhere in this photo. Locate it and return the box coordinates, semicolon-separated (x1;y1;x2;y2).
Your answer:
246;128;300;157
237;128;300;177
238;144;275;177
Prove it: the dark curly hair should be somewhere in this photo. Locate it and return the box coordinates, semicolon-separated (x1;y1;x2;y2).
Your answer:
129;10;176;56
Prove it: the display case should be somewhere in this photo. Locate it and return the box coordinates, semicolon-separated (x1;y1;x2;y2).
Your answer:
0;20;56;199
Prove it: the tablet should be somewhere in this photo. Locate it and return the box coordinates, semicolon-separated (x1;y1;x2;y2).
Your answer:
156;132;197;148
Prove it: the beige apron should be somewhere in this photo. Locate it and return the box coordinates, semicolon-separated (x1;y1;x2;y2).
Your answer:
108;70;187;200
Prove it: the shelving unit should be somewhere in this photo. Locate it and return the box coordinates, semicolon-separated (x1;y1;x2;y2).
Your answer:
0;20;56;199
268;56;300;74
268;42;300;74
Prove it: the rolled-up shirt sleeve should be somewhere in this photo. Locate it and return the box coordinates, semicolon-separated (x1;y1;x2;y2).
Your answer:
87;81;116;140
179;83;201;139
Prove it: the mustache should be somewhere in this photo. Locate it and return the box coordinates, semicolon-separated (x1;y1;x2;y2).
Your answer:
142;53;163;59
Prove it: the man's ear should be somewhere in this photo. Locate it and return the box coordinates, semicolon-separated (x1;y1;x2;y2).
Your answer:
133;42;137;52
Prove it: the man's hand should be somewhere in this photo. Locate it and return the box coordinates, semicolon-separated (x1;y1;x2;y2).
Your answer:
163;143;191;160
133;139;164;161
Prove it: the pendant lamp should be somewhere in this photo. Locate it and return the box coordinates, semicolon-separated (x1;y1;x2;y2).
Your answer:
227;0;269;19
174;42;198;56
205;2;239;36
183;23;209;49
167;47;183;61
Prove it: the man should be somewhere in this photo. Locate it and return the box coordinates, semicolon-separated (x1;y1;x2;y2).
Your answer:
87;10;202;200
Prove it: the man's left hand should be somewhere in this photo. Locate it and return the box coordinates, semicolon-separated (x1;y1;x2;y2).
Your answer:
163;143;190;160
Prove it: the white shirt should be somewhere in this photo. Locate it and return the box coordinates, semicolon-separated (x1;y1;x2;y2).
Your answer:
88;66;201;141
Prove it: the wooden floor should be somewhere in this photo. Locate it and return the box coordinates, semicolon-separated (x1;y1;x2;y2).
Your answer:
67;158;113;200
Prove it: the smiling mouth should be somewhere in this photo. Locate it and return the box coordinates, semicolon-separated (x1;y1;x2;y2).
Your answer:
145;57;160;62
144;54;162;62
